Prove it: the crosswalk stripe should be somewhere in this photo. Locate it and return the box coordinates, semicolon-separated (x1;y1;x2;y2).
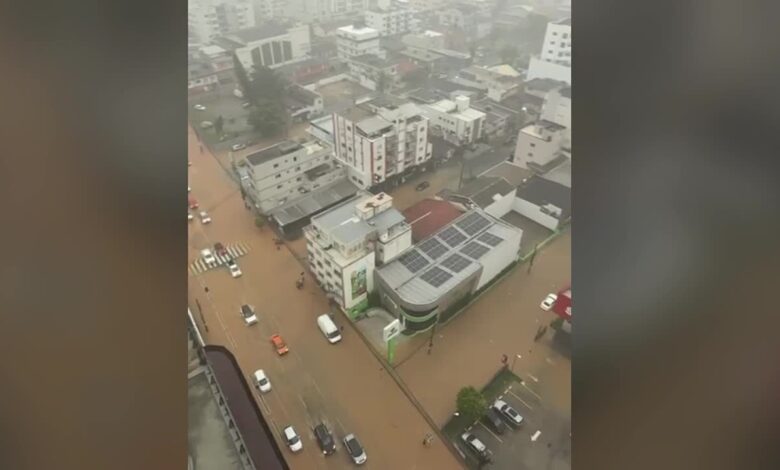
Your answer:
190;241;251;276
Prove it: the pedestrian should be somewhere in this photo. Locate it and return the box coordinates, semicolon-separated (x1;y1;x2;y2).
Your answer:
340;326;344;332
204;286;209;293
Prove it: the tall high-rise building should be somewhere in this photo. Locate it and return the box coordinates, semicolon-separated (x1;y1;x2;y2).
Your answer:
189;0;256;44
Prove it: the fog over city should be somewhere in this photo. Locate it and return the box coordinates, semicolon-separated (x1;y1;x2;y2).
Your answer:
187;1;571;468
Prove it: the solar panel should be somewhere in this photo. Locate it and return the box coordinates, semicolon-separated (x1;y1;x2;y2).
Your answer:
456;212;491;236
399;249;430;273
477;232;503;247
418;238;448;260
461;241;490;259
420;266;453;288
439;226;467;247
441;253;471;273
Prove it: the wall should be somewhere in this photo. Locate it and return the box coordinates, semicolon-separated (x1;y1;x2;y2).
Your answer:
341;252;375;315
511;197;560;231
377;227;412;264
483;190;516;219
513;126;563;168
526;56;571;85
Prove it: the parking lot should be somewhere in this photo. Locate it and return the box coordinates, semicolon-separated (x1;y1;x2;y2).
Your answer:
188;85;262;151
455;373;570;470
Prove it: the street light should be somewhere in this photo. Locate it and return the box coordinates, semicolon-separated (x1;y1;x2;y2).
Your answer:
511;354;522;373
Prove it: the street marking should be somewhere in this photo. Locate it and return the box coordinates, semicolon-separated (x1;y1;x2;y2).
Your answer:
522;382;542;400
528;374;539;383
545;357;555;365
189;242;251;274
508;390;535;410
257;393;271;415
531;430;541;442
478;422;504;444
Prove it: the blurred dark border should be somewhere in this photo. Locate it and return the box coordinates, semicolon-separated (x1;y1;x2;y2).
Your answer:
575;0;780;469
0;1;187;469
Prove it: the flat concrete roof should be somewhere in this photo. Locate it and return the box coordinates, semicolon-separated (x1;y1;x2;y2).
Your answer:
270;178;359;227
188;372;245;470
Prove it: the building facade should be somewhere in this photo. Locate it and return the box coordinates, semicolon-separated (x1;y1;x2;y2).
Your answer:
526;17;571;84
242;140;344;213
189;0;256;44
336;24;381;61
421;95;486;144
219;23;311;72
512;120;568;171
333;101;432;189
347;54;401;91
365;4;416;37
540;86;571;142
304;192;412;316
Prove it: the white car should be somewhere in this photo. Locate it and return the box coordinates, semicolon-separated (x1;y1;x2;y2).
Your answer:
240;304;257;326
193;104;206;111
540;293;557;311
199;211;212;224
283;426;303;452
493;399;524;427
461;432;488;459
200;248;216;266
343;433;367;465
226;258;242;278
187;212;194;221
188;186;191;192
253;369;271;393
231;143;246;151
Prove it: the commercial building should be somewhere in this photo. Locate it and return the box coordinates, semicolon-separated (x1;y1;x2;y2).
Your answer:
332;100;432;189
402;198;464;242
527;17;571;84
268;178;359;238
285;84;324;121
512;120;569;172
242;140;344;213
189;0;256;44
188;57;220;94
336;24;381;61
513;175;571;230
421;95;486;144
304;192;412;316
376;209;522;332
365;1;416;37
217;22;311;72
441;176;517;219
197;44;237;84
456;66;521;102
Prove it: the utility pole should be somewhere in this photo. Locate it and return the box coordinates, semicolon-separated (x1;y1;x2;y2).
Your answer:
527;243;539;274
427;321;437;354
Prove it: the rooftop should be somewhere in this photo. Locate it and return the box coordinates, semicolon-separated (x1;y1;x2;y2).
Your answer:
311;192;406;246
540;157;571;188
287;84;321;106
270;179;359;227
526;78;568;93
229;22;291;44
556;17;572;26
516;175;571;220
245;141;325;166
351;53;398;69
402;198;464;242
455;176;517;209
479;161;534;187
377;210;523;305
399;47;444;62
337;24;379;35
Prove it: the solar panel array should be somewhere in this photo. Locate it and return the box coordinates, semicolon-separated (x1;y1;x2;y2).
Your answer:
418;238;449;260
420;266;453;288
477;232;503;247
441;253;471;273
461;241;490;259
456;212;491;236
399;249;430;273
438;226;467;247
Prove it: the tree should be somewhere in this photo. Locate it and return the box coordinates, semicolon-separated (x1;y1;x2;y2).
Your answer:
456;386;487;424
248;98;287;137
254;215;266;229
250;66;286;103
214;115;224;136
499;44;519;64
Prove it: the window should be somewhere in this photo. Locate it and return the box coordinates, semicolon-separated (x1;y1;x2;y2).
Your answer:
273;163;279;168
275;174;281;179
293;157;297;162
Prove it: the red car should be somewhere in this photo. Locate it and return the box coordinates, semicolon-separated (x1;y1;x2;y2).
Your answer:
214;242;228;257
271;335;289;355
188;197;199;210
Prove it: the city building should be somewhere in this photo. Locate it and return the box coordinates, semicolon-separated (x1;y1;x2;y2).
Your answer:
455;65;521;102
336;24;381;61
402;198;464;242
285;84;324;121
307;114;336;145
255;0;293;20
375;209;523;332
512;120;568;171
527;17;571;84
540;86;571;141
347;54;401;91
441;176;517;219
268;179;359;238
405;0;449;12
216;22;311;72
332;100;432;189
189;0;256;44
188;57;220;94
513;175;571;230
402;30;445;50
421;95;486;144
304;192;412;316
197;44;237;84
242;140;344;213
365;0;416;37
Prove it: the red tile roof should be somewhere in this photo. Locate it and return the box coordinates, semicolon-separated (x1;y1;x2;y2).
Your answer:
402;198;464;242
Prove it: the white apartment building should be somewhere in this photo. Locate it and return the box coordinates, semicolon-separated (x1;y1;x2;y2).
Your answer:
242;140;344;213
422;95;486;144
512;120;568;171
304;192;412;316
255;0;292;20
219;23;311;72
365;0;416;37
527;17;571;84
333;102;432;188
336;24;381;61
189;0;256;44
347;54;401;91
456;66;521;102
540;86;571;142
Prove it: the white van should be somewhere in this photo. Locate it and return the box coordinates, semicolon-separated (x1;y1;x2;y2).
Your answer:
317;314;342;344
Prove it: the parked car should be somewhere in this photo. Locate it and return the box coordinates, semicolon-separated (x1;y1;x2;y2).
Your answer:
343;433;367;465
200;248;216;266
240;304;257;326
540;293;557;311
313;423;336;455
253;369;271;393
242;101;251;108
188;212;193;221
415;181;430;191
461;432;490;461
482;408;507;434
188;197;199;210
199;211;211;224
283;426;303;452
231;143;246;151
188;186;191;192
493;399;524;427
199;121;213;129
226;258;242;278
271;334;289;355
193;104;206;111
